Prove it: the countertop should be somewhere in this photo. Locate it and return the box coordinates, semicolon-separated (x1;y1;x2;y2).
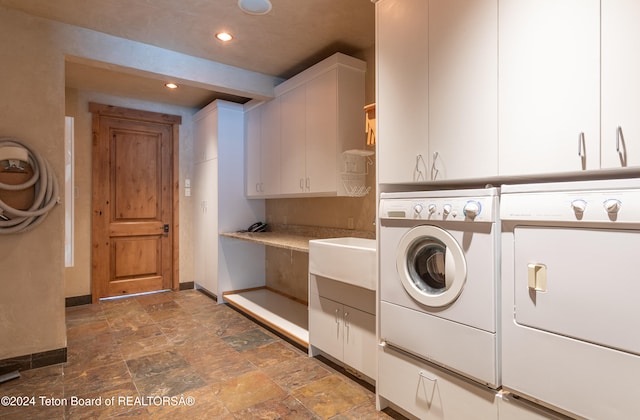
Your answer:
219;231;317;253
220;224;375;253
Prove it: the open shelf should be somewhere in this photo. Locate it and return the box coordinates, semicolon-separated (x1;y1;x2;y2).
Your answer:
223;287;309;348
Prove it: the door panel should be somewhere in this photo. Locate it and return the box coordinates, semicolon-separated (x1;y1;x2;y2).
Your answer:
514;227;640;355
113;130;161;219
343;306;376;380
309;293;343;359
91;103;179;301
499;0;600;175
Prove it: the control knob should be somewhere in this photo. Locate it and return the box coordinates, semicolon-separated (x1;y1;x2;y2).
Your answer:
442;204;452;215
571;199;587;213
603;199;621;214
428;204;437;214
414;204;423;215
463;201;481;219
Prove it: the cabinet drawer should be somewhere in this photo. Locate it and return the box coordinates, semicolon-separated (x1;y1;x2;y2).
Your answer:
378;345;498;420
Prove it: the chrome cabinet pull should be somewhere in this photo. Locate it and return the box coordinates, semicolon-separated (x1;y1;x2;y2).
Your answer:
344;312;350;343
578;132;586;157
299;178;304;190
414;154;425;181
419;370;437;382
617;126;624;154
431;151;440;180
335;308;341;339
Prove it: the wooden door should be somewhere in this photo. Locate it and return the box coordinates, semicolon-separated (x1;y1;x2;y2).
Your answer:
90;103;181;302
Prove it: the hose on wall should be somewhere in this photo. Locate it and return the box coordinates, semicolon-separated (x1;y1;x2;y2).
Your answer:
0;137;60;234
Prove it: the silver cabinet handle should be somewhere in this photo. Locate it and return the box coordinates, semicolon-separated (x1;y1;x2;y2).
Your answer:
299;178;304;190
344;312;350;343
431;152;440;180
335;308;341;339
419;370;437;382
305;177;310;191
617;126;624;154
414;154;425;182
578;132;586;157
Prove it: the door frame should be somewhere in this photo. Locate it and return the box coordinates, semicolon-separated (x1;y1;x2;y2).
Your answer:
89;102;181;302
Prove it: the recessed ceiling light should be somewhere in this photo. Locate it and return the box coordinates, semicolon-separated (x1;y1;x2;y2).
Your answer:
216;32;233;42
165;82;178;89
238;0;272;15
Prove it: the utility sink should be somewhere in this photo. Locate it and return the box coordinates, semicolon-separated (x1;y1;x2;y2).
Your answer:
308;237;377;291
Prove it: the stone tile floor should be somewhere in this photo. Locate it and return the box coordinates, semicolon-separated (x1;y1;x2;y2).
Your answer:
0;289;404;419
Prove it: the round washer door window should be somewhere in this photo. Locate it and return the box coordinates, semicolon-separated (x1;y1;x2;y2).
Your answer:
396;225;467;307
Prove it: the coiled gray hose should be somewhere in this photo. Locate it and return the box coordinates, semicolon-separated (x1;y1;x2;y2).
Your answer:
0;137;60;234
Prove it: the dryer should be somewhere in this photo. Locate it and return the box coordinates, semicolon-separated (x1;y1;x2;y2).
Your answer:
501;178;640;419
379;187;500;388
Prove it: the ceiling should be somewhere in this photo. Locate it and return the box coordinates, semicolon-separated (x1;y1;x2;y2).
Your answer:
0;0;375;109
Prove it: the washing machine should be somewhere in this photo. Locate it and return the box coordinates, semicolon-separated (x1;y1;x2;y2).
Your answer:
379;187;500;388
501;178;640;419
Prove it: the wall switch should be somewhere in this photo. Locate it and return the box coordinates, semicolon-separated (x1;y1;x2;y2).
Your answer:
185;178;191;188
185;187;191;197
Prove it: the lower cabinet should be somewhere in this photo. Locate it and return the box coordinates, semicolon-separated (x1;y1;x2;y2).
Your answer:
498;392;570;420
308;276;376;381
378;345;499;420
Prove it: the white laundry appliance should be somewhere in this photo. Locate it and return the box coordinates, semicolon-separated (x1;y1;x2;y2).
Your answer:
378;188;501;397
500;178;640;420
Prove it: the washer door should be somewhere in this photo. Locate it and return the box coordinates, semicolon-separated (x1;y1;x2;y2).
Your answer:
396;225;467;307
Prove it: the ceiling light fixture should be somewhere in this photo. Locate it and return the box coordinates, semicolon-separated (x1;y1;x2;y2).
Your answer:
238;0;272;15
215;32;233;42
165;82;178;89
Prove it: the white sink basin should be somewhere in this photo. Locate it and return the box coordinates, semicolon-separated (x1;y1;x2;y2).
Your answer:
308;237;377;291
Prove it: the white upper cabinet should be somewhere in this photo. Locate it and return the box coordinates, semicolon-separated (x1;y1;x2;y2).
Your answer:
499;0;600;176
305;69;340;194
601;0;640;169
428;0;498;180
245;102;262;197
377;0;429;184
246;53;364;198
193;106;219;164
280;84;307;194
245;99;281;198
260;98;282;196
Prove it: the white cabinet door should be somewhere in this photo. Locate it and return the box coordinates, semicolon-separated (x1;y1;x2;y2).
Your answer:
376;0;430;184
280;85;307;194
260;99;281;196
245;104;262;197
428;0;498;180
194;108;219;164
193;158;218;294
309;294;343;360
601;0;640;168
306;70;338;194
499;0;600;176
342;305;376;381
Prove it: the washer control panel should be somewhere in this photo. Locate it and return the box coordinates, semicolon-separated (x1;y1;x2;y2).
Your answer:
501;188;640;223
380;196;497;222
